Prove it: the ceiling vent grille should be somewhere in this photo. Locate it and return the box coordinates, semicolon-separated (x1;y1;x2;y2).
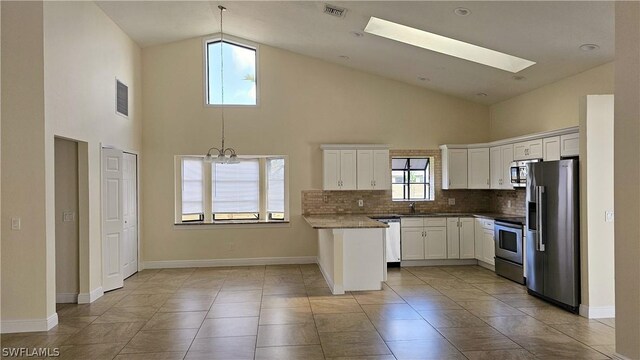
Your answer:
324;4;346;18
116;79;128;117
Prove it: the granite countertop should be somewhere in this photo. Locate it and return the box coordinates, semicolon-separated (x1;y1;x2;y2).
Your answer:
305;212;525;227
303;215;389;229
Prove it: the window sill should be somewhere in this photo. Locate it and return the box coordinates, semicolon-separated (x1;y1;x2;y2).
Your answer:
174;220;290;230
392;199;435;202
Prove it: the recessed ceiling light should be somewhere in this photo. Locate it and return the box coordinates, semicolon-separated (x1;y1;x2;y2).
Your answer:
351;31;364;37
364;17;536;73
513;75;526;81
476;92;488;97
339;55;350;60
579;43;600;51
454;7;471;16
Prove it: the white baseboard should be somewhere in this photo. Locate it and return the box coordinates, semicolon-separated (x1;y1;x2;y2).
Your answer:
142;256;317;269
401;259;479;267
1;313;58;334
316;256;342;295
613;353;633;360
77;287;103;304
579;304;615;319
56;293;78;304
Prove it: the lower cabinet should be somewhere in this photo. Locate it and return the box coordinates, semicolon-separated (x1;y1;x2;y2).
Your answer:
400;221;447;260
474;218;495;265
425;227;447;259
400;227;424;260
446;217;475;259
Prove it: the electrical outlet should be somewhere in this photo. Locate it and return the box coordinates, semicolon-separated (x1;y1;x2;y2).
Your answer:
448;198;455;206
605;211;614;222
11;217;21;230
358;199;364;207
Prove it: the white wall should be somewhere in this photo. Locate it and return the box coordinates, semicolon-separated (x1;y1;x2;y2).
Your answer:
141;36;490;265
579;95;615;318
43;1;142;297
490;62;614;140
54;138;79;301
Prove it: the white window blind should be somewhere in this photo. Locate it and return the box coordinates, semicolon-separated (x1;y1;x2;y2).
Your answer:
212;159;260;213
267;158;285;213
182;158;204;215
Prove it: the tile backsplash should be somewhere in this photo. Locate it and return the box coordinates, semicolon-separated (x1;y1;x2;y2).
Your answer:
302;149;526;216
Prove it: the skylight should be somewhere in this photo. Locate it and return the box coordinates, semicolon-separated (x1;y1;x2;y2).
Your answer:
364;17;536;73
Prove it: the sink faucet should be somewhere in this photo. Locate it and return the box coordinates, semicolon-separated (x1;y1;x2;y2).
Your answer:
409;202;416;214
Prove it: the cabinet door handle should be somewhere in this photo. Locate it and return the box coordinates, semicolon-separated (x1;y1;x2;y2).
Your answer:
449;179;451;186
486;179;489;185
373;180;376;187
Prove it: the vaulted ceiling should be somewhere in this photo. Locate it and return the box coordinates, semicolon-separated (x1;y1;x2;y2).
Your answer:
96;1;614;104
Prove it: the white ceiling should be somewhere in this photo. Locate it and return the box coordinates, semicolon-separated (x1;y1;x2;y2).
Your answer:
96;1;614;105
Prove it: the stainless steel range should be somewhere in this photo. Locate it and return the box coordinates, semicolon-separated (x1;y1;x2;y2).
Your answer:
494;221;525;284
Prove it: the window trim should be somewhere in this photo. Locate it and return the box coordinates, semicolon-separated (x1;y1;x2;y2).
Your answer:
203;33;260;108
174;155;289;225
391;156;435;202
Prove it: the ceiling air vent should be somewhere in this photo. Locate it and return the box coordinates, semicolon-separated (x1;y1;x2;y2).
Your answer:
324;4;347;18
116;79;128;117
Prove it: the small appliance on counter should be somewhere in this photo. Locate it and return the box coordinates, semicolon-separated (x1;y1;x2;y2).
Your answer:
526;159;580;313
510;159;541;187
494;221;525;284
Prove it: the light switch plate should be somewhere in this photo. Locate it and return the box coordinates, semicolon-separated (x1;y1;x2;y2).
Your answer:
11;217;21;230
358;199;364;207
448;198;455;205
605;211;614;222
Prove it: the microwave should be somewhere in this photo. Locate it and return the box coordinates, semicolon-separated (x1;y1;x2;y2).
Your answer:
510;159;541;187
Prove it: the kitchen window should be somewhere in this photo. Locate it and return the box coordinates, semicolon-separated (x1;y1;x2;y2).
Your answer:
391;157;432;201
205;36;258;106
175;156;288;224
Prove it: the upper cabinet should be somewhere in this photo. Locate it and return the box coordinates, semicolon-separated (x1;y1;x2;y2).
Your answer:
560;133;580;157
322;145;389;191
543;136;561;161
323;149;357;190
357;149;390;190
441;147;467;189
513;139;543;160
467;148;490;189
490;145;513;190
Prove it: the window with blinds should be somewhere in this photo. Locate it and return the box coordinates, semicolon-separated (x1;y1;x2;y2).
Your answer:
176;156;288;224
212;160;260;220
181;158;204;221
267;158;285;220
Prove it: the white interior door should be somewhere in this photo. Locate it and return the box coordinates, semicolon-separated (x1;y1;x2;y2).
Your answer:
102;147;124;292
122;152;138;279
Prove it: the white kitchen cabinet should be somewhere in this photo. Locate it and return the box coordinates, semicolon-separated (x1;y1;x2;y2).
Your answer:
401;217;447;260
560;132;580;157
323;149;357;190
441;147;467;189
490;145;514;190
447;217;475;259
446;218;461;259
357;149;390;190
467;148;490;189
475;218;495;265
425;227;447;259
460;218;475;259
543;136;561;161
401;227;424;260
513;139;543;160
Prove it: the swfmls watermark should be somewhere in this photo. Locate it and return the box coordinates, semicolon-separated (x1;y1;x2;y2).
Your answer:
1;347;60;357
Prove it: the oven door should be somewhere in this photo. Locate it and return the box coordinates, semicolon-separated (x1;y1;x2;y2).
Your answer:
494;222;523;264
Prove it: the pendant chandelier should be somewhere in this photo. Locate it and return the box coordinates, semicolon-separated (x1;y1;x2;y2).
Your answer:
204;5;239;164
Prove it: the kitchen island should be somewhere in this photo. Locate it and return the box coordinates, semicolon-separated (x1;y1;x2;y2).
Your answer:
304;215;388;295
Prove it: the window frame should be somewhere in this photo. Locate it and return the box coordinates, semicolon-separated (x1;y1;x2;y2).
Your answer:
175;155;289;224
203;33;260;108
391;156;435;202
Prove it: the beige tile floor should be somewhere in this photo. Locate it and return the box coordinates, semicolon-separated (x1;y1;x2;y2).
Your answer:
1;265;616;359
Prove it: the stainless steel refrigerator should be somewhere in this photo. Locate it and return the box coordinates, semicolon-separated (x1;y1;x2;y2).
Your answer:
526;159;580;313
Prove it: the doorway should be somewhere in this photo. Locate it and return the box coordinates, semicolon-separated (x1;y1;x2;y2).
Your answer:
101;147;139;292
54;138;80;303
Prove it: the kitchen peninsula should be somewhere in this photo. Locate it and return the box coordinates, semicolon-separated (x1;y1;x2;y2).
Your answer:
304;215;388;294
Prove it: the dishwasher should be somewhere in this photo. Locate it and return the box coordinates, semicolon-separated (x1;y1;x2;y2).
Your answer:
375;217;401;267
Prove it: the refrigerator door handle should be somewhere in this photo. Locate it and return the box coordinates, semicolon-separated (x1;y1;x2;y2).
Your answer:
537;186;546;252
